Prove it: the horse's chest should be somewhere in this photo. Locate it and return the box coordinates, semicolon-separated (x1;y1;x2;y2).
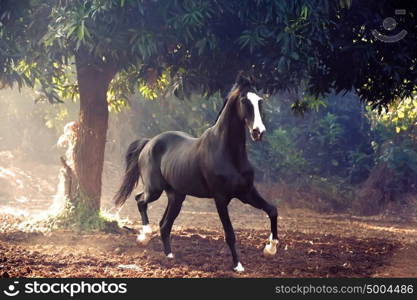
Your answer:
200;147;254;196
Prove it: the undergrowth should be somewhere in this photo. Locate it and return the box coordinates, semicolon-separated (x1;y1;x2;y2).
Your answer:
45;201;120;233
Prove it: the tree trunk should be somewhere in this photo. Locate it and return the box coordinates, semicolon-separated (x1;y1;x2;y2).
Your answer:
71;52;117;212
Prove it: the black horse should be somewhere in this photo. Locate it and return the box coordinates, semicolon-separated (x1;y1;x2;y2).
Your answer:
114;74;278;272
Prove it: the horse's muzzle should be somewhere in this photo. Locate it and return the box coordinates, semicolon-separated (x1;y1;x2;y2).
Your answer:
251;128;264;141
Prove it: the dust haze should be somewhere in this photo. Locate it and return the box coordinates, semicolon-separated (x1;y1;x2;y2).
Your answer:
0;87;225;225
1;87;417;277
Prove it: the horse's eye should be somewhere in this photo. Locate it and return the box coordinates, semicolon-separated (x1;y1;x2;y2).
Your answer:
244;100;253;110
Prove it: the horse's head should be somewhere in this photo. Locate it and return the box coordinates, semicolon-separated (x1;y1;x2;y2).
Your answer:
233;73;266;142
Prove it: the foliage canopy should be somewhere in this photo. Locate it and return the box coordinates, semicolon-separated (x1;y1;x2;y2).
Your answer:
1;0;416;109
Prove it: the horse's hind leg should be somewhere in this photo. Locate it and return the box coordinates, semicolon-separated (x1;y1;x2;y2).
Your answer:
135;190;162;245
136;190;162;225
159;190;185;257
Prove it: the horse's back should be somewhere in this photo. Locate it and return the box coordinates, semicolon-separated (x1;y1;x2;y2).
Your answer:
139;131;210;197
155;130;196;141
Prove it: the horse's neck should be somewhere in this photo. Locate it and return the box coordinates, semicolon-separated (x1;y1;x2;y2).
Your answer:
212;97;247;156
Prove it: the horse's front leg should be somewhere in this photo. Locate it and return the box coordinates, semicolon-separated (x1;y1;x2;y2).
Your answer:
239;187;278;256
214;197;244;272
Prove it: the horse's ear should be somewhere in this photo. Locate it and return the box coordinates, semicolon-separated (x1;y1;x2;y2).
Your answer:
235;71;244;84
248;74;256;85
235;71;250;88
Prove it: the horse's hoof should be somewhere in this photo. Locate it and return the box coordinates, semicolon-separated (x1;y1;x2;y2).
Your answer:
263;239;278;257
166;253;174;259
142;224;153;234
136;233;151;246
263;244;277;256
233;262;244;272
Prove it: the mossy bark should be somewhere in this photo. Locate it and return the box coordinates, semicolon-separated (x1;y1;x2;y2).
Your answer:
73;51;117;212
53;51;118;230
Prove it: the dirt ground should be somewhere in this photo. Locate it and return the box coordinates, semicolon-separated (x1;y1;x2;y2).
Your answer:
1;155;417;278
1;196;417;278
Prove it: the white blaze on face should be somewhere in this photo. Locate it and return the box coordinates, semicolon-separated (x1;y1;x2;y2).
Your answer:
247;92;266;134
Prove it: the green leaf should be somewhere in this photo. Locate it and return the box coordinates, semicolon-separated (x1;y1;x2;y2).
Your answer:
77;21;85;41
290;52;299;60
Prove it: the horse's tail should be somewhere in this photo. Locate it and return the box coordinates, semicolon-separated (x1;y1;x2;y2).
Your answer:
114;138;149;208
